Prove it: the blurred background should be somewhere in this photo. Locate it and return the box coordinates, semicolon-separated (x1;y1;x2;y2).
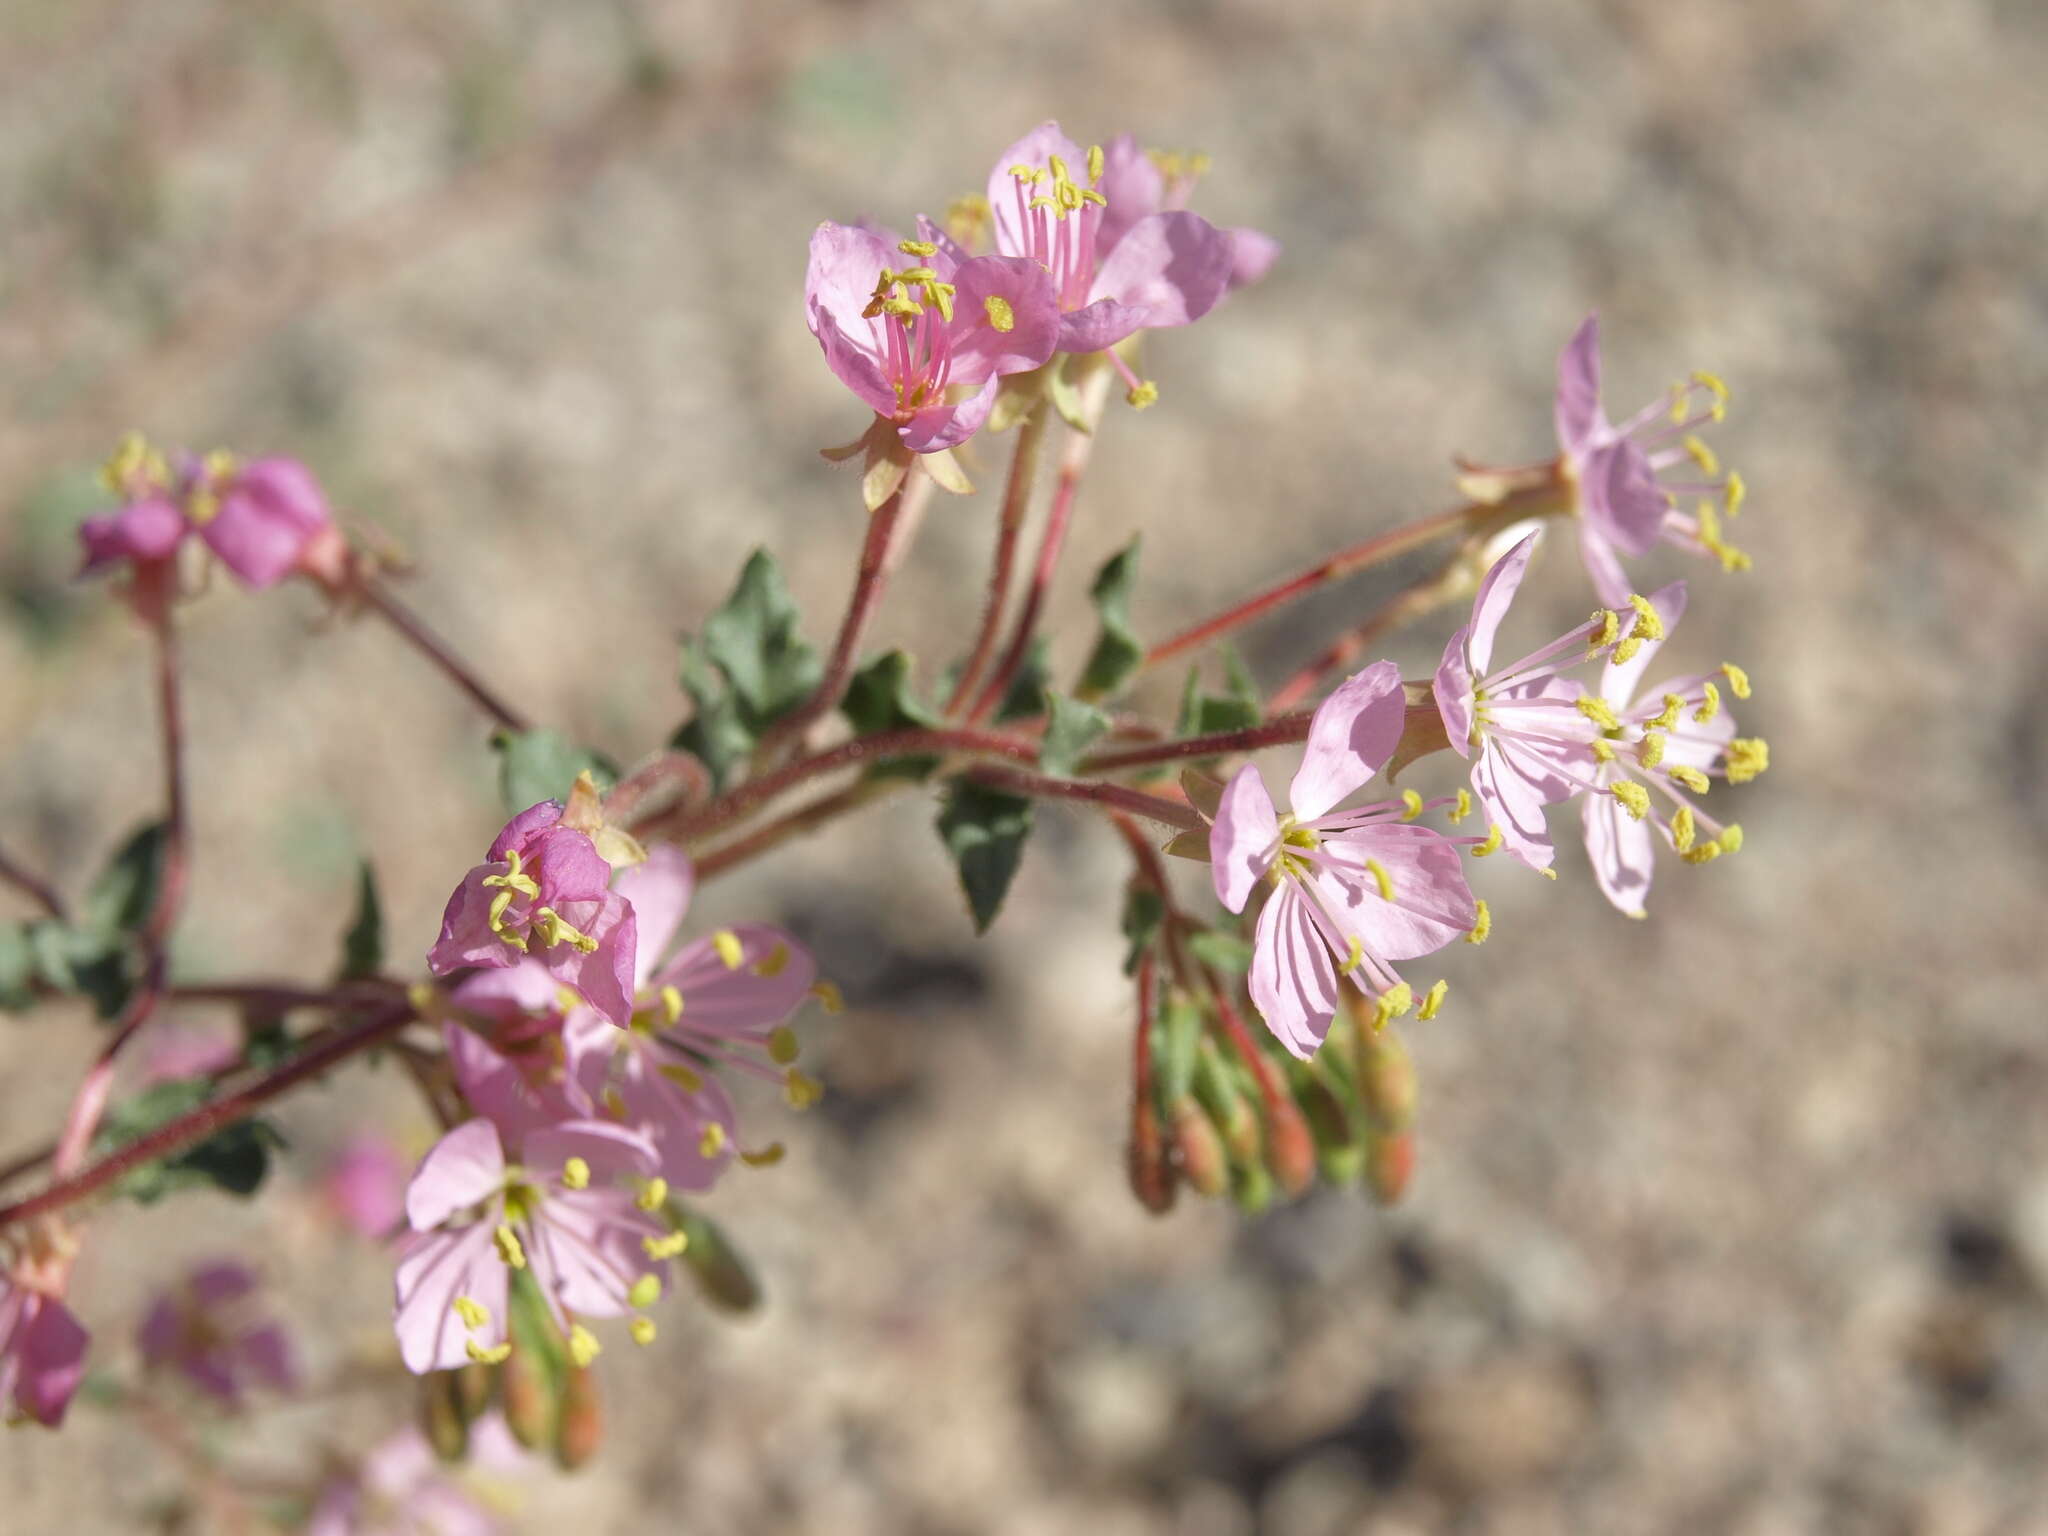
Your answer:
3;1;2046;1531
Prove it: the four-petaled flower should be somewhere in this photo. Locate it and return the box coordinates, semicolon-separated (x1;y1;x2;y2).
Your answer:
1208;661;1480;1059
136;1260;298;1406
1555;314;1749;605
392;1117;671;1375
429;802;639;1027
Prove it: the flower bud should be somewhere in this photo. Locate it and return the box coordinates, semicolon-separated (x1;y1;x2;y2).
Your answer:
1356;1028;1417;1133
1232;1158;1275;1214
554;1363;603;1470
499;1342;557;1452
419;1370;470;1463
1126;1096;1178;1215
1293;1070;1361;1186
1367;1129;1416;1207
1170;1095;1230;1198
673;1205;763;1315
454;1361;494;1423
1261;1087;1317;1200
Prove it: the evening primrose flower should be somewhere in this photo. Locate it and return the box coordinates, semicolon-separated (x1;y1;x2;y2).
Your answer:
428;802;639;1028
136;1260;298;1406
392;1117;670;1375
987;122;1239;404
1434;531;1663;873
565;845;819;1190
1207;661;1479;1059
1575;581;1765;916
0;1231;89;1428
1555;315;1750;605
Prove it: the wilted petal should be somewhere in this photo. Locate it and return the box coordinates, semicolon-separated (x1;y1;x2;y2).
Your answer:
1290;659;1406;820
1226;227;1280;290
613;843;695;992
542;895;637;1027
78;496;187;576
201;458;331;589
1210;764;1281;914
13;1296;89;1427
487;802;565;861
427;866;519;975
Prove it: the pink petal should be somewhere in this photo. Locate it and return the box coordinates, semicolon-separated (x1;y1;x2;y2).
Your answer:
522;1119;659;1185
1575;517;1634;608
1468;533;1541;676
1249;883;1340;1060
405;1119;506;1232
1432;628;1478;761
1056;298;1150;355
393;1222;508;1374
1085;210;1234;330
542;894;637;1027
656;923;817;1039
614;1050;739;1191
1472;740;1560;871
528;826;613;907
78;496;187;575
1583;785;1656;918
487;801;565;861
1289;659;1406;821
445;1022;584;1140
1601;580;1688;707
1094;134;1163;255
1226;227;1280;290
13;1295;89;1427
448;958;562;1024
525;1190;666;1325
986;122;1090;258
805;222;899;351
943;255;1062;384
896;375;999;454
1210;764;1281;914
201;458;331;589
1313;823;1477;961
426;865;518;976
612;843;695;991
1554;314;1605;458
1583;441;1669;559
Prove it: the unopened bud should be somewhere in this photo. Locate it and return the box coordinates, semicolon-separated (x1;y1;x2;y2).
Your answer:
1294;1072;1360;1185
1232;1158;1275;1214
454;1361;494;1423
1367;1129;1417;1207
419;1371;469;1463
554;1363;603;1470
1170;1096;1230;1198
673;1205;763;1314
500;1343;557;1452
1126;1096;1178;1214
1261;1088;1317;1199
1357;1028;1417;1132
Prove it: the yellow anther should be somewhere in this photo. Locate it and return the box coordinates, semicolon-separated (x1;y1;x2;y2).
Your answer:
466;1340;512;1365
453;1296;490;1331
1418;979;1448;1021
767;1025;800;1065
531;907;599;954
1648;694;1684;731
1472;825;1503;857
1666;764;1711;793
1591;737;1617;763
1717;823;1744;854
1588;608;1621;651
1684;434;1721;477
1681;839;1724;865
493;1223;527;1270
1612;637;1643;666
1692;370;1730;421
568;1325;601;1368
1450;788;1473;825
659;1061;704;1093
1724;738;1769;784
1087;143;1105;182
810;979;845;1014
1669;383;1690;425
1670;804;1697;853
1721;662;1751;700
1126;380;1159;409
1638;731;1666;768
1340;935;1366;975
1610;781;1652;821
101;431;153;492
712;930;744;970
1371;983;1415;1031
1696;498;1754;573
698;1122;727;1159
635;1176;669;1214
1077;187;1107;207
897;239;938;257
643;1231;688;1260
785;1071;824;1109
1009;163;1045;182
627;1274;662;1310
894;266;939;284
1725;470;1747;517
1466;899;1491;945
602;1088;627;1119
1399;789;1424;821
659;984;684;1024
560;1156;590;1191
629;1317;657;1346
1626;593;1665;642
1692;681;1721;723
1048;153;1070;183
1577;696;1622;731
740;1142;786;1168
1365;858;1395;901
880;294;923;318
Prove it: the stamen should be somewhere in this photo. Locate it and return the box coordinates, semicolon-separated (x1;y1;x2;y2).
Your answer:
983;295;1016;332
1724;738;1769;784
1725;471;1747;517
767;1025;800;1065
560;1157;590;1191
1683;434;1721;477
643;1231;688;1260
1418;980;1448;1021
754;944;791;979
1638;732;1666;769
811;980;846;1014
1577;696;1622;731
1694;682;1721;723
1588;609;1620;652
1399;789;1424;821
466;1340;512;1365
659;1061;703;1092
1472;825;1503;857
628;1274;662;1309
740;1143;786;1168
1450;789;1473;825
1692;370;1730;421
1680;839;1724;865
494;1224;527;1270
1370;983;1414;1031
660;984;685;1024
897;239;938;257
1718;823;1745;853
453;1296;489;1331
1626;593;1666;642
1591;738;1617;763
1087;143;1105;182
712;930;744;970
1126;380;1159;409
698;1122;727;1159
1466;900;1491;944
1721;662;1751;699
1647;694;1684;731
1364;858;1395;901
568;1325;601;1368
1666;764;1711;793
1610;782;1651;820
630;1317;657;1346
635;1177;669;1214
1671;805;1697;853
1340;935;1366;974
785;1071;824;1109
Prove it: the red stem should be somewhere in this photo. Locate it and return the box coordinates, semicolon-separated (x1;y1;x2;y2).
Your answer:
946;405;1047;716
0;1003;416;1232
358;577;530;734
693;779;897;883
0;842;66;921
962;764;1203;832
1078;712;1314;776
1267;552;1474;713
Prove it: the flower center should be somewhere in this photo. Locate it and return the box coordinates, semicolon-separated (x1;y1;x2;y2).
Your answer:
1006;145;1108;310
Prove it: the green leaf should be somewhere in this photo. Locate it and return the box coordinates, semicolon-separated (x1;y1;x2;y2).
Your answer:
1187;929;1255;974
995;637;1051;722
27;921;134;1019
84;821;170;938
840;650;942;782
95;1078;284;1206
1119;886;1163;977
492;728;612;814
338;861;383;982
1077;538;1143;700
1175;650;1262;739
1040;692;1110;777
1154;990;1204;1103
936;782;1034;934
673;550;823;789
0;922;35;1012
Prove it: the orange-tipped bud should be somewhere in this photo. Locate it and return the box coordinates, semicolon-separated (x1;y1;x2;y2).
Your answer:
454;1361;494;1423
419;1370;469;1463
500;1342;557;1452
1357;1028;1418;1132
1170;1095;1231;1198
1367;1129;1417;1206
1262;1088;1317;1199
1127;1096;1178;1214
555;1363;603;1470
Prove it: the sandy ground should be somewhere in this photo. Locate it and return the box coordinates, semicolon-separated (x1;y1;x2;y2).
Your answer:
3;1;2047;1531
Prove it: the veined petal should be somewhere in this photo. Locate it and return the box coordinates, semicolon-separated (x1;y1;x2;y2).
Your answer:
1582;783;1655;918
523;1119;659;1184
427;867;517;976
656;923;817;1038
1554;314;1606;458
612;843;695;992
897;375;999;454
1093;133;1163;256
1433;629;1478;761
1290;659;1406;821
1249;883;1340;1060
1210;764;1281;913
1469;533;1541;676
1056;298;1149;355
405;1119;506;1232
393;1222;507;1375
1085;210;1234;330
543;895;637;1027
613;1048;739;1192
945;255;1062;383
525;1190;667;1326
1583;441;1669;558
805;222;900;350
1472;740;1560;871
1312;823;1478;961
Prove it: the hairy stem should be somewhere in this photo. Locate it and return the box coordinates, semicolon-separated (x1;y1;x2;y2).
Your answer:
358;577;530;734
1267;548;1478;712
962;764;1203;833
1078;712;1315;777
693;779;902;883
0;842;66;922
946;404;1048;715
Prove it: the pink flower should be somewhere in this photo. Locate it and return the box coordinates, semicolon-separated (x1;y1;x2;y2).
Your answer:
1555;315;1749;605
565;846;818;1190
323;1135;410;1240
806;220;1061;455
1434;532;1633;872
190;455;335;591
1092;136;1278;295
392;1117;670;1375
77;495;187;578
136;1260;297;1405
0;1249;89;1428
305;1420;519;1536
1575;581;1765;915
1206;661;1479;1058
428;802;639;1027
